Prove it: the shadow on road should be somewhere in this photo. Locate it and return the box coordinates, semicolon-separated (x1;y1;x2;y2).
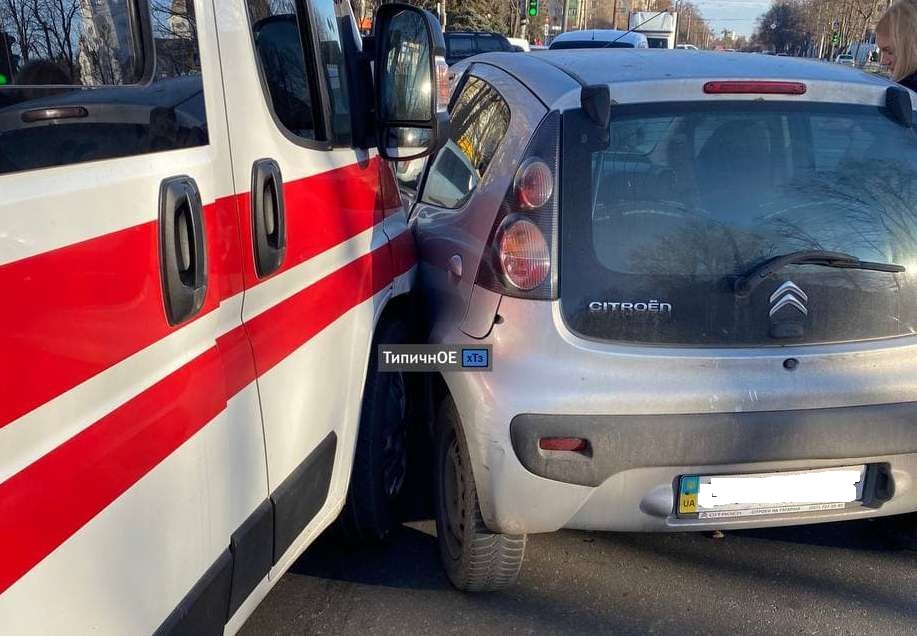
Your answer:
289;525;447;591
245;438;917;635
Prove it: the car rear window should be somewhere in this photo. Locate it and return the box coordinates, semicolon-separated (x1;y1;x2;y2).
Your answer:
560;101;917;346
477;35;508;52
447;35;474;57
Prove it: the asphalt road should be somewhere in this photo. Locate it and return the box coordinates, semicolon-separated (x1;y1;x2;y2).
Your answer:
240;515;917;636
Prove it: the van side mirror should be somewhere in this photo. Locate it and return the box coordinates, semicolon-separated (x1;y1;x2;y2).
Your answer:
372;3;450;161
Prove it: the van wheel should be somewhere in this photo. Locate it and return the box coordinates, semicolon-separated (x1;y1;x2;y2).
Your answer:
435;397;526;591
339;319;410;543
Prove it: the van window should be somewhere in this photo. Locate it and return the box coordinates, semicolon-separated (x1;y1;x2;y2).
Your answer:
421;77;509;209
312;0;352;143
0;0;144;87
0;0;208;175
246;0;353;145
248;0;318;140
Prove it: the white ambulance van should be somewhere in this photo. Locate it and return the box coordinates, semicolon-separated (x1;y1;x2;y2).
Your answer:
0;1;447;633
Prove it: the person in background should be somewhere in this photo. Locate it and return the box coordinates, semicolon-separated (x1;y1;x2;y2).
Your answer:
877;0;917;91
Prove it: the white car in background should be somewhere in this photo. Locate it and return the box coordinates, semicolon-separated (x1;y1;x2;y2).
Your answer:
549;29;649;50
836;53;856;66
507;37;530;52
676;43;699;50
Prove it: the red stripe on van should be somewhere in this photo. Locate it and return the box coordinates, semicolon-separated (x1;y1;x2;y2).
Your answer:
0;343;229;595
0;239;415;594
0;160;385;430
246;247;390;376
237;158;384;287
0;204;222;431
389;229;417;279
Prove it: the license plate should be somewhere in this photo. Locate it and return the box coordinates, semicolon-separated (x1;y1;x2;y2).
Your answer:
677;465;866;519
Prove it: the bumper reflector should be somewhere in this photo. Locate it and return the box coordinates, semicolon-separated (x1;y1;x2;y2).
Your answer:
539;437;588;452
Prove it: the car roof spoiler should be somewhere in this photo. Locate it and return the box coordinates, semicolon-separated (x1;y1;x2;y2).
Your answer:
887;86;913;128
581;84;611;129
582;84;913;129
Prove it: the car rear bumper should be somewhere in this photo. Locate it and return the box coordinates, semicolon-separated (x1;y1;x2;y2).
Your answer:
438;296;917;534
509;404;917;488
468;408;917;534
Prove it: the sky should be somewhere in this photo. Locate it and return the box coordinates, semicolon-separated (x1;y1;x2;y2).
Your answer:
691;0;774;38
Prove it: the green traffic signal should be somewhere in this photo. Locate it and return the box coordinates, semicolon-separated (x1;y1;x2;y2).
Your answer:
528;0;538;17
0;73;7;85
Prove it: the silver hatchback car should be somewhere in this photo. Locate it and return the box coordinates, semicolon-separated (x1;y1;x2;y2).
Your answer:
398;51;917;591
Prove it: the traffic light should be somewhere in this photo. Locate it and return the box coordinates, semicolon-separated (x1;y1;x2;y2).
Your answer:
527;0;538;17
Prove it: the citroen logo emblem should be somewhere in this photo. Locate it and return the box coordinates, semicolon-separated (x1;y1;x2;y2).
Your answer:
769;281;808;317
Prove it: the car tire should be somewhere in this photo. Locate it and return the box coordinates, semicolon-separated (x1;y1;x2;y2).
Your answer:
338;318;411;543
435;396;526;591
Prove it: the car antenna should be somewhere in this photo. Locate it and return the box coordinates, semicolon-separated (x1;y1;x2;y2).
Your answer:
610;9;672;46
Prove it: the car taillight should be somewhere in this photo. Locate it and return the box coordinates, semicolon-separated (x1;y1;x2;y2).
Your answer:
514;159;554;210
498;217;551;290
476;112;560;300
703;81;807;95
434;56;450;113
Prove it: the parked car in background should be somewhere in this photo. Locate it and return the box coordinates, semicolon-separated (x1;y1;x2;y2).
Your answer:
404;49;917;592
507;37;531;52
836;53;856;66
445;31;514;65
676;43;699;50
549;29;649;50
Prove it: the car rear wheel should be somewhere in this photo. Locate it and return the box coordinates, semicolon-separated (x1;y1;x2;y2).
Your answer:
435;396;526;591
339;318;410;543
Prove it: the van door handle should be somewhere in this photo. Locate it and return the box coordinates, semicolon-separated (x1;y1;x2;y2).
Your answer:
159;176;207;326
251;159;286;278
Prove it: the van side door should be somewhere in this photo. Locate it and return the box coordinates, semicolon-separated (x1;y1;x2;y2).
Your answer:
215;0;409;575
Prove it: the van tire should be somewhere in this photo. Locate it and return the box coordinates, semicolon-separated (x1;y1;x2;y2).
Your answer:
435;396;526;591
339;318;410;543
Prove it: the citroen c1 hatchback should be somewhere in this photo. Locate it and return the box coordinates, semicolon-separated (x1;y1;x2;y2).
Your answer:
402;51;917;591
0;1;449;633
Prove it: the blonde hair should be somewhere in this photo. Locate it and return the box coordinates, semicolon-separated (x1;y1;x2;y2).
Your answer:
878;0;917;81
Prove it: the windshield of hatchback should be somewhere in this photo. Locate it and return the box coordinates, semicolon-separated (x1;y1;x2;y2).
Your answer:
560;101;917;346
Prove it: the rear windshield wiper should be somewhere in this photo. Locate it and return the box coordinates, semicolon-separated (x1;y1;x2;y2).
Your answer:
734;250;905;296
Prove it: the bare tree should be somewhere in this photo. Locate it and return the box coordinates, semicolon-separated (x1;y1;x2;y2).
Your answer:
30;0;79;72
1;0;38;64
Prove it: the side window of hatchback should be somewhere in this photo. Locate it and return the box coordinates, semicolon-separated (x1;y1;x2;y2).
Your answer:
421;76;510;209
